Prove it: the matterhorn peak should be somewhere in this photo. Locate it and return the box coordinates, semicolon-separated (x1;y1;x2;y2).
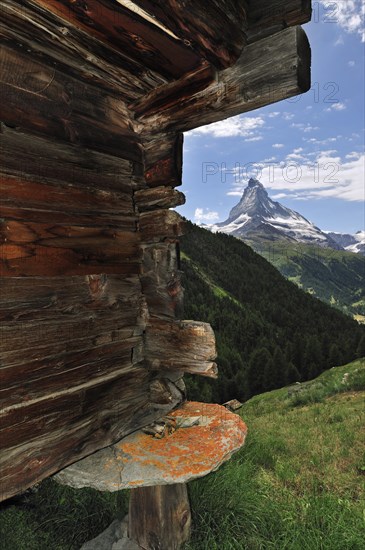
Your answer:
247;177;264;189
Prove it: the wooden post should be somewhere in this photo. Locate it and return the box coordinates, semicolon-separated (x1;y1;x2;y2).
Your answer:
129;484;191;550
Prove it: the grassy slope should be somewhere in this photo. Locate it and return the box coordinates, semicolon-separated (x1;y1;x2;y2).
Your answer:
186;359;365;549
248;241;365;319
1;361;364;549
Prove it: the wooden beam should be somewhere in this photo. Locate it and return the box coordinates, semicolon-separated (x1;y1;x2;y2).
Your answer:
29;0;202;80
139;211;185;241
136;26;311;133
145;320;217;377
129;484;191;550
144;133;184;189
133;0;248;69
247;0;312;42
0;0;168;99
134;186;185;212
0;45;142;161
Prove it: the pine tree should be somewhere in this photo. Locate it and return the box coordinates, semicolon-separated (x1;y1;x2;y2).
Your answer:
248;348;272;396
356;335;365;358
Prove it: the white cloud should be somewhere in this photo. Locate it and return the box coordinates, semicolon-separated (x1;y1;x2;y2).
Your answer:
292;123;319;132
272;143;284;148
244;136;263;142
319;0;365;42
268;112;280;118
194;208;220;224
325;102;347;112
187;115;264;138
348;60;356;67
282;112;295;120
334;35;344;46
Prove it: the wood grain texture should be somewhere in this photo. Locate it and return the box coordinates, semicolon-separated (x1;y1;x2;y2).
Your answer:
247;0;312;42
1;0;168;99
30;0;202;79
136;26;311;133
135;187;185;212
145;320;218;377
0;45;142;161
139;210;185;241
129;484;191;550
132;0;248;69
144;132;184;189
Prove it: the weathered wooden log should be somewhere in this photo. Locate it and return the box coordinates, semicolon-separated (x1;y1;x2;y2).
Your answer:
139;210;185;241
132;0;248;69
0;45;142;160
143;132;184;188
0;125;142;193
247;0;312;42
0;0;168;98
134;186;185;212
29;0;202;80
130;62;217;118
141;242;184;319
129;484;191;550
136;26;311;132
0;221;141;276
145;320;218;377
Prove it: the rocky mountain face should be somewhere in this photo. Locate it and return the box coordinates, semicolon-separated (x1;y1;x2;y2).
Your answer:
326;231;365;256
209;178;341;249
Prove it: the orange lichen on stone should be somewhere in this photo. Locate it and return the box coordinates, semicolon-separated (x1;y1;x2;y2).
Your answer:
54;402;247;491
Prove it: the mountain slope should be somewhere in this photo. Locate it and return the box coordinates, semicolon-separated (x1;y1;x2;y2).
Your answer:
180;222;365;403
210;178;340;249
327;230;365;255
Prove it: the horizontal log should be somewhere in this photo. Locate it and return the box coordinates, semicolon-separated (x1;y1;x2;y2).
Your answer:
133;0;248;69
247;0;312;43
130;63;216;118
0;221;141;276
139;210;185;241
135;187;185;212
141;243;184;319
1;0;168;99
30;0;202;80
137;26;311;133
0;45;142;161
145;320;218;377
0;175;137;228
144;133;184;188
0;125;141;193
0;370;153;501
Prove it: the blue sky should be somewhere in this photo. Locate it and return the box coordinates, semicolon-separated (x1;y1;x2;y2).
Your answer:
177;1;364;234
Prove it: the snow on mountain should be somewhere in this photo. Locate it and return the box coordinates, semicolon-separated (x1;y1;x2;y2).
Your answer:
326;231;365;256
209;178;341;248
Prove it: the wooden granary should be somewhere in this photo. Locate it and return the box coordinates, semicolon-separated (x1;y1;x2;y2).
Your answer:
0;1;312;546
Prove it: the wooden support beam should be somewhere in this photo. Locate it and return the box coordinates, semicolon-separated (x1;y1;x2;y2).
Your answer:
144;133;184;189
29;0;202;80
145;320;218;377
133;0;248;69
0;0;168;99
134;186;185;212
0;45;142;161
129;484;191;550
247;0;312;42
136;26;311;133
139;210;185;241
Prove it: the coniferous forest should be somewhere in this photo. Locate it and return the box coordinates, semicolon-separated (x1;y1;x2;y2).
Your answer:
180;222;365;404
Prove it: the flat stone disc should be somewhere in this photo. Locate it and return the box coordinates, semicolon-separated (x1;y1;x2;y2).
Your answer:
55;402;247;491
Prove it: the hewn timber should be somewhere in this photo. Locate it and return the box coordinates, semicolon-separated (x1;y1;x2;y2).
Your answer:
129;484;191;550
247;0;312;42
136;26;311;133
145;320;218;377
29;0;202;80
141;242;184;320
135;187;185;212
143;133;184;188
0;0;168;99
0;45;142;161
0;125;142;193
0;221;141;277
139;211;185;241
132;0;248;69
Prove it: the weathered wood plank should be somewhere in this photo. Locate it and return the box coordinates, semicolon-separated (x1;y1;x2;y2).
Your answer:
247;0;312;42
141;243;183;320
0;371;152;501
0;221;141;276
133;0;248;69
136;26;311;133
0;45;142;160
145;320;217;377
30;0;202;79
129;484;191;550
139;210;185;241
144;133;184;188
135;187;185;212
1;0;168;99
